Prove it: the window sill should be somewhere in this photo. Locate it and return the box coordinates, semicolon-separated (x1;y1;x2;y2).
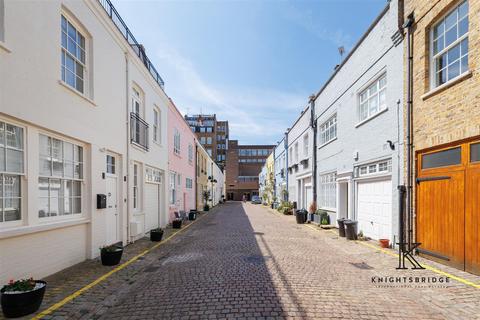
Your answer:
318;137;337;149
319;207;336;213
422;71;473;100
355;108;388;128
0;218;90;239
58;80;97;106
0;40;12;53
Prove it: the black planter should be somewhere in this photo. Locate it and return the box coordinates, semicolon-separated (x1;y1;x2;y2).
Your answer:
172;219;182;229
150;229;164;242
188;211;197;221
101;248;123;266
1;280;46;318
203;206;210;212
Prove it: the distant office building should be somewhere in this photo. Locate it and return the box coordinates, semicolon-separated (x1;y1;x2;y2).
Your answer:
226;140;274;201
185;114;229;170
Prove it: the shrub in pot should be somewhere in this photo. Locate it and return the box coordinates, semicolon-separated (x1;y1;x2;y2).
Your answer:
150;228;164;242
100;244;123;266
172;219;182;229
1;278;46;318
203;204;210;212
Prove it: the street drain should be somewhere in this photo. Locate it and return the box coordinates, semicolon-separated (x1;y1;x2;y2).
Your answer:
144;266;160;273
253;232;264;235
350;262;374;270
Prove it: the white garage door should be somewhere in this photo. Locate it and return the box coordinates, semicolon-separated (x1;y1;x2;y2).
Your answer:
145;183;160;232
357;179;392;241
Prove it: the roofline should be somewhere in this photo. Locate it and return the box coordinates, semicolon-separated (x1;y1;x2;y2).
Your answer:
312;3;390;101
286;104;310;134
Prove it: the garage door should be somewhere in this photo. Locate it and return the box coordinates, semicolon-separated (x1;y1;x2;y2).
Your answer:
144;183;160;232
356;179;392;241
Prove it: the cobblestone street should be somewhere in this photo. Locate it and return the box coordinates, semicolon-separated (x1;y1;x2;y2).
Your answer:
24;202;480;319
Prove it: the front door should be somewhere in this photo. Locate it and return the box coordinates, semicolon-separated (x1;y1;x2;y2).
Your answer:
106;175;119;244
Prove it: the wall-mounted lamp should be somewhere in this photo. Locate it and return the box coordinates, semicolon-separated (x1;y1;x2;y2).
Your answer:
386;140;395;150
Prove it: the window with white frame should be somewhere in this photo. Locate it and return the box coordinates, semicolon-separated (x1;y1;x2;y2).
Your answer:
174;129;180;154
38;134;83;218
145;167;161;183
294;142;299;162
206;137;212;144
319;172;336;209
61;15;86;94
319;115;337;146
303;134;309;157
0;121;24;223
132;87;142;115
431;1;469;88
207;149;212;157
357;159;392;177
153;108;160;143
358;74;387;122
169;172;176;204
133;163;139;209
106;155;115;174
188;144;193;164
186;178;193;189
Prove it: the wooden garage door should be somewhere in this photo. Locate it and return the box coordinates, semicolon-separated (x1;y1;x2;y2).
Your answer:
417;139;480;274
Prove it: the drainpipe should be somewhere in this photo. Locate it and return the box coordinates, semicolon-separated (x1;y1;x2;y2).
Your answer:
195;142;198;210
125;52;131;243
284;132;288;201
403;13;415;250
272;147;276;204
309;95;317;207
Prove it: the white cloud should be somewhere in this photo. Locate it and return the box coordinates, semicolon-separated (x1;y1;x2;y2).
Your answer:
155;44;307;144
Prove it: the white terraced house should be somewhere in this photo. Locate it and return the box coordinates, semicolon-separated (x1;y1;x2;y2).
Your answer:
0;0;170;283
313;0;404;243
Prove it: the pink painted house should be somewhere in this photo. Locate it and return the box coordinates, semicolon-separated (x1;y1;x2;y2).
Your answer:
167;98;197;222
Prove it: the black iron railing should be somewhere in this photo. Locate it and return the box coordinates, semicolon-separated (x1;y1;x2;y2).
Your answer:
130;112;149;151
98;0;165;89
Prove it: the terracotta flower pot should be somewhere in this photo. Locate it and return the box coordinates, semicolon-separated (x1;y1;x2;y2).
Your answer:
379;239;390;248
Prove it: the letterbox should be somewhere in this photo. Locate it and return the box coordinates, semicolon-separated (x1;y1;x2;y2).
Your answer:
97;194;107;209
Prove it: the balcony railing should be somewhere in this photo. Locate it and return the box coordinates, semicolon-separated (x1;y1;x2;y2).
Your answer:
130;112;149;151
98;0;165;89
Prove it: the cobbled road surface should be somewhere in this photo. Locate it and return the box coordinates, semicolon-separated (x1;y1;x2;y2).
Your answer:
34;202;480;319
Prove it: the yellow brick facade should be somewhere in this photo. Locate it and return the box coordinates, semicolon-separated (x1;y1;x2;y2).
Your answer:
406;0;480;151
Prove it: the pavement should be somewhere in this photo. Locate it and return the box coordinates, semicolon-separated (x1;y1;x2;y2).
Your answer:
4;202;480;319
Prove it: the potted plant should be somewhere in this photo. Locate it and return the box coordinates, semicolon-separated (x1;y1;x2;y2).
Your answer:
379;238;390;248
172;219;182;229
1;278;46;318
150;228;164;242
188;210;197;221
308;201;317;222
203;203;210;212
100;244;123;266
320;212;330;225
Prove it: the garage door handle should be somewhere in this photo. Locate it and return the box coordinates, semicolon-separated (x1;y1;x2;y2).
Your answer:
416;176;450;184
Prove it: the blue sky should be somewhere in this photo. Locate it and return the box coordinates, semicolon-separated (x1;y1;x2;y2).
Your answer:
112;0;387;145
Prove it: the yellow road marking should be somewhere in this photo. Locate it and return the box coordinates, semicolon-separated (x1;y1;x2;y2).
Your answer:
303;223;480;289
31;214;205;319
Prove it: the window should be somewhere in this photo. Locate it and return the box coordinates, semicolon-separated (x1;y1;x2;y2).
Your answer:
471;143;480;163
153;108;160;143
106;155;115;174
319;172;336;209
320;115;337;146
38;134;83;218
206;127;213;133
358;159;392;177
169;172;176;204
200;127;206;133
206;137;212;144
61;15;86;94
132;88;142;115
294;142;299;162
359;75;387;122
431;1;469;88
289;147;292;162
0;122;24;223
422;147;461;169
186;178;193;189
145;167;161;183
303;134;309;157
174;129;180;154
133;164;139;209
188;144;194;164
207;149;212;157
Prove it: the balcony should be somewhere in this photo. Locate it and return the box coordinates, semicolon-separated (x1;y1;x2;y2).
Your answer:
130;112;149;151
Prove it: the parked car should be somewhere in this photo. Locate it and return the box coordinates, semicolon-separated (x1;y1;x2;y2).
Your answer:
251;196;262;204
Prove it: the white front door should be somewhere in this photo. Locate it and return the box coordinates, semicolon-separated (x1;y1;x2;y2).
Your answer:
106;175;119;244
145;183;160;232
304;185;313;210
356;179;392;241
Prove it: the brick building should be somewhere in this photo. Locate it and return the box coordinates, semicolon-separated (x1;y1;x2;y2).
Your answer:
404;0;480;274
185;114;229;170
226;140;274;201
